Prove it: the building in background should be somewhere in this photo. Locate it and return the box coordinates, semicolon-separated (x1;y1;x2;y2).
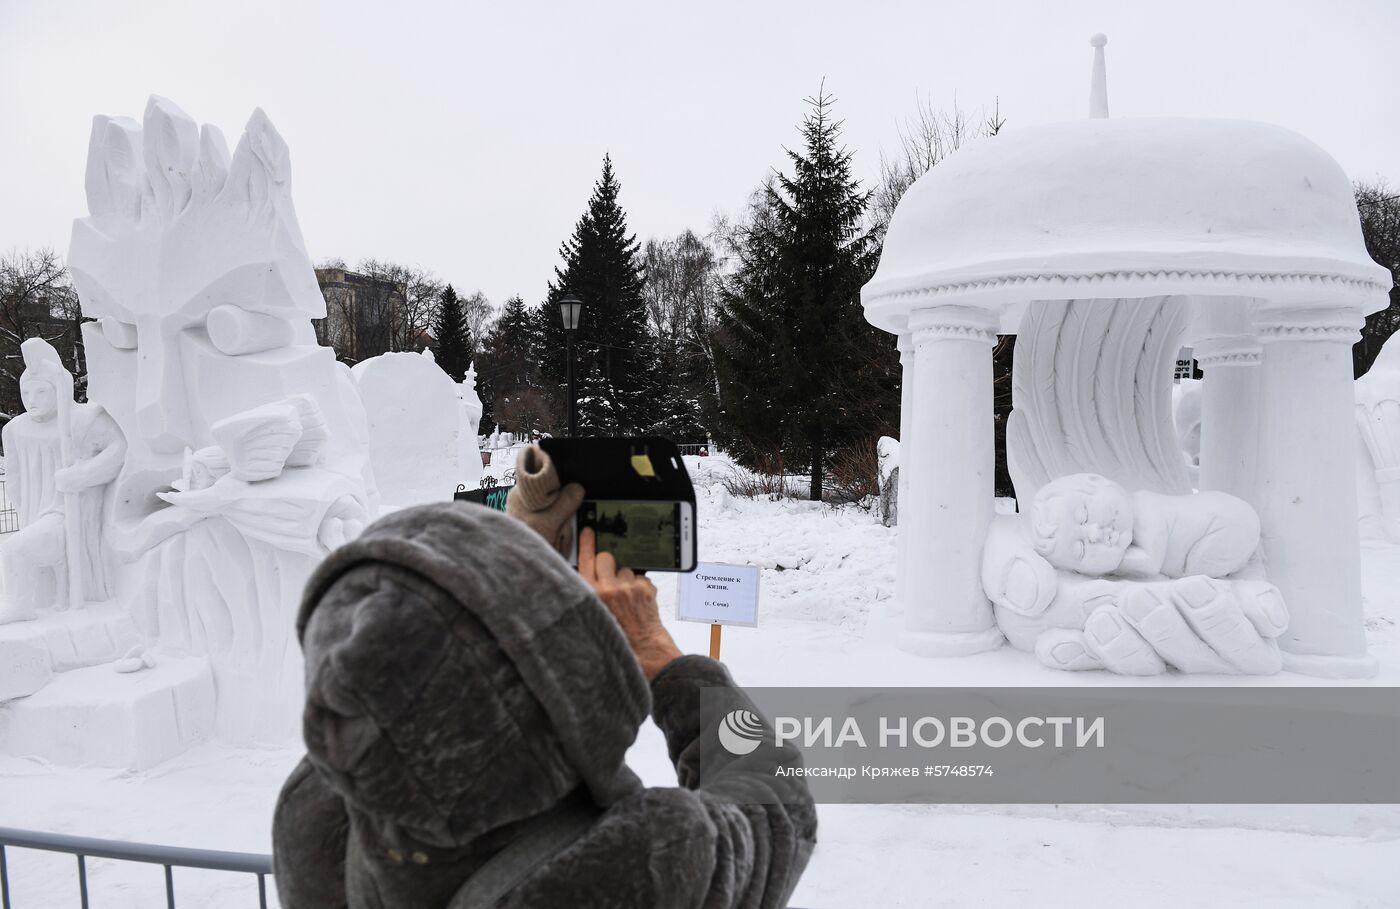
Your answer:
314;267;431;363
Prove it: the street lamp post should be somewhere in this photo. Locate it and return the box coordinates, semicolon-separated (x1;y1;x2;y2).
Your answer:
559;293;583;437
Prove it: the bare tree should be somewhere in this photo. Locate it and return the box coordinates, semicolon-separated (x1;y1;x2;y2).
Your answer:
643;231;717;352
1355;178;1400;377
460;290;494;358
870;95;1005;238
1;248;84;413
642;228;726;425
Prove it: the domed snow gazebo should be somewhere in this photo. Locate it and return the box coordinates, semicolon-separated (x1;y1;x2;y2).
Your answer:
865;37;1391;677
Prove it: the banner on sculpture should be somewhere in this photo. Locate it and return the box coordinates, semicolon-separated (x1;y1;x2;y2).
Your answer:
699;687;1400;803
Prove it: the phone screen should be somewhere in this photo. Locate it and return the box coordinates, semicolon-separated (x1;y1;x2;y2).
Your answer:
580;500;682;571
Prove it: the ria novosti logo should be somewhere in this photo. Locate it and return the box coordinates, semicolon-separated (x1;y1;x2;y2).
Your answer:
717;709;766;755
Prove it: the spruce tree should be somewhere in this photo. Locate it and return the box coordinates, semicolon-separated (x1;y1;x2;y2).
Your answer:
434;284;473;382
540;155;652;433
575;364;623;435
716;88;897;500
477;294;541;429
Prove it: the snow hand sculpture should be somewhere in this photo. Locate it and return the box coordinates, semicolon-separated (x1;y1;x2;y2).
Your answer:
983;473;1286;675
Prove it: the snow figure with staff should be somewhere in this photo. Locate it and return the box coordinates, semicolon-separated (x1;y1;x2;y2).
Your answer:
0;338;126;623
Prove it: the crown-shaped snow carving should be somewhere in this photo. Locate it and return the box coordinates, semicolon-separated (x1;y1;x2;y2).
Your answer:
68;96;325;328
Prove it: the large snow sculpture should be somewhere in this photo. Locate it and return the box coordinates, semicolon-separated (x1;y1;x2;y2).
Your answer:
0;340;126;622
1356;334;1400;541
56;96;375;742
351;351;460;507
863;37;1390;677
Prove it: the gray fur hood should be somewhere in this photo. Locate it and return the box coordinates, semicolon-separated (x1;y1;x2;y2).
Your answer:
294;502;651;849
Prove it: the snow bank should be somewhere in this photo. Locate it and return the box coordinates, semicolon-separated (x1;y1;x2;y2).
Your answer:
351;352;460;507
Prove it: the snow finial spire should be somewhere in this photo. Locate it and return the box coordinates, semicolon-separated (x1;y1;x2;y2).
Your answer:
1089;33;1109;119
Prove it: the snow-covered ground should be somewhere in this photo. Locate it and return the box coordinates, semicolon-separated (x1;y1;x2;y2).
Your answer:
0;454;1397;907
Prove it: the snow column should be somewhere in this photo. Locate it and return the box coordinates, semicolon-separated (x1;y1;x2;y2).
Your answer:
895;334;914;614
900;305;1005;656
1195;304;1262;503
1255;305;1375;677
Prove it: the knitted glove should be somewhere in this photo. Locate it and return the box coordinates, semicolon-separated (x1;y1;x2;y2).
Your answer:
506;445;585;559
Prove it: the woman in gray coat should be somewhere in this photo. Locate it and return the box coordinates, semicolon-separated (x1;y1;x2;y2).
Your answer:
272;449;817;907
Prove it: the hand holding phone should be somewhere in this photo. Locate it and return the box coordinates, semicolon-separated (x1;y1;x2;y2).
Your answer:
578;528;681;681
540;437;698;573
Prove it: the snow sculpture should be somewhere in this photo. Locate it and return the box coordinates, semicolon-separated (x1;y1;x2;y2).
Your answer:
0;340;126;623
1356;335;1400;541
864;37;1390;676
1029;474;1260;580
458;364;485;489
53;96;375;743
351;351;460;507
462;364;484;439
981;473;1286;674
876;436;899;527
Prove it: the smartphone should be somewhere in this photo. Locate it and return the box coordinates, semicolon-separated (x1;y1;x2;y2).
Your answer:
540;437;698;573
577;499;696;573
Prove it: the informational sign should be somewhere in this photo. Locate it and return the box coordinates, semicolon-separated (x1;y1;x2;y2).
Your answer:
678;562;760;627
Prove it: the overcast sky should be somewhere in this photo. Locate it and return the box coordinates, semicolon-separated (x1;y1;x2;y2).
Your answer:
1;0;1394;308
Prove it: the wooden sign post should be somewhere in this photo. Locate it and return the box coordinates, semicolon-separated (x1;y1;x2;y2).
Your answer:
678;563;760;664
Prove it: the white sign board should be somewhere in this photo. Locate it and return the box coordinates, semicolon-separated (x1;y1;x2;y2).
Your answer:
677;562;760;627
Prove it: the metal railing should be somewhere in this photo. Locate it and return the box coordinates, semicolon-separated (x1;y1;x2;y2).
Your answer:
0;477;17;534
0;827;272;909
0;826;811;908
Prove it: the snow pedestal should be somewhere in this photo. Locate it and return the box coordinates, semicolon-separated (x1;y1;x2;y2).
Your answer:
0;657;215;770
0;605;141;700
898;306;1004;656
1256;307;1375;678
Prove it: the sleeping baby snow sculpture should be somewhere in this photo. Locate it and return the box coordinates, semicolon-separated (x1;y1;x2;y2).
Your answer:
983;473;1287;675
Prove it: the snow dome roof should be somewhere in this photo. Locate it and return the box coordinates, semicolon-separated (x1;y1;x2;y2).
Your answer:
863;42;1391;334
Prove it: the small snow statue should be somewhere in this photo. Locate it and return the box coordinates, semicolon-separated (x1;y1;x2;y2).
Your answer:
457;365;485;490
876;436;899;527
461;365;484;440
0;340;126;623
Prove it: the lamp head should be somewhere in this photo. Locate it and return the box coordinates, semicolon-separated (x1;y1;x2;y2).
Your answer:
558;293;583;332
